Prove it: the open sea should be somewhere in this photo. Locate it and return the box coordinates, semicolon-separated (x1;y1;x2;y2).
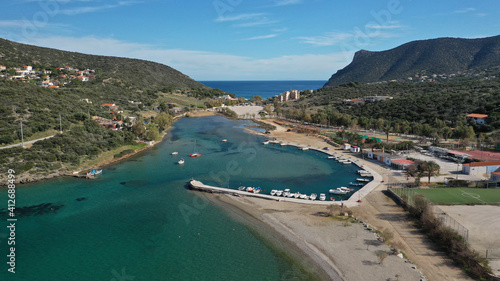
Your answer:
0;115;361;281
200;80;327;99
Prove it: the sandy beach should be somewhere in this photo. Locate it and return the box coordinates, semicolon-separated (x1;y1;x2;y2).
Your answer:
202;118;473;281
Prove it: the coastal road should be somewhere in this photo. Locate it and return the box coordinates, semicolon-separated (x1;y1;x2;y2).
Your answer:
0;135;55;150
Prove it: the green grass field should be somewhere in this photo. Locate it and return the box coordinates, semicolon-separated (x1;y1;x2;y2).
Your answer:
393;188;500;205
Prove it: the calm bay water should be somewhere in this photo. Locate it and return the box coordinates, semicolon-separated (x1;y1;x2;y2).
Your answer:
199;80;327;99
0;116;359;280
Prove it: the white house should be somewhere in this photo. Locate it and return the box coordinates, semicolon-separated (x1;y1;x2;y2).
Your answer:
350;146;360;153
466;114;488;125
342;143;351;150
462;161;500;176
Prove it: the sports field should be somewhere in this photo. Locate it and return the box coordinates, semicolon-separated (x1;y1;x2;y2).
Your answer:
393;188;500;205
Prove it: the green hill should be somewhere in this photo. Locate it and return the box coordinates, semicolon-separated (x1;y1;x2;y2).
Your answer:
0;38;206;90
324;35;500;87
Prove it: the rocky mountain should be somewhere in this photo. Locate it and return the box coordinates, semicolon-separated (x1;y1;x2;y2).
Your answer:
324;35;500;87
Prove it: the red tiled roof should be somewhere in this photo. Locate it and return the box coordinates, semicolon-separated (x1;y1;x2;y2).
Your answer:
391;159;415;165
464;161;500;167
466;114;488;118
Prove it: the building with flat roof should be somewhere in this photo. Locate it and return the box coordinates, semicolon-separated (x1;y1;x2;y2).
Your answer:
462;161;500;176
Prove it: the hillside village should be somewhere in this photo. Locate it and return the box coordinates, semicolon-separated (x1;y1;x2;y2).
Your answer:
0;64;95;88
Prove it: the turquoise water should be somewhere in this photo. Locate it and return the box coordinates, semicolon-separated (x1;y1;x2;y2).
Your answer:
0;116;359;280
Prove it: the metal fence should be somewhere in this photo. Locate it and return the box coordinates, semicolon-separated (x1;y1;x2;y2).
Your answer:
388;187;469;242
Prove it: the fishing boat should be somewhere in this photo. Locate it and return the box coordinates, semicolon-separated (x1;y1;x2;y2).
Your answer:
178;158;185;165
356;178;370;182
246;186;255;192
276;190;283;196
253;187;261;194
310;193;317;200
349;182;364;186
222;139;227;142
319;193;326;201
339;186;353;192
238;186;246;191
190;140;202;157
270;189;277;196
283;188;291;197
299;194;307;199
294;192;301;198
342;161;352;164
287;193;295;198
86;169;102;177
171;152;178;155
329;188;348;195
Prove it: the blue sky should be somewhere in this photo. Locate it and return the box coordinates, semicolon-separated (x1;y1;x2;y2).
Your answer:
0;0;498;80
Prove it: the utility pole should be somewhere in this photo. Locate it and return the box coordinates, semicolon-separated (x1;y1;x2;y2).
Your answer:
59;114;63;133
20;121;24;147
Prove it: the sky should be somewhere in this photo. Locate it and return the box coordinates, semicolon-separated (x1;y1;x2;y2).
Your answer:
0;0;499;80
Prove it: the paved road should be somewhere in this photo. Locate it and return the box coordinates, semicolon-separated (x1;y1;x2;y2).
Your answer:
0;135;55;150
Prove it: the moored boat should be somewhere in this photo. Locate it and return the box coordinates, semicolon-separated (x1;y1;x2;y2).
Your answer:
310;193;317;200
299;194;307;199
178;158;185;165
356;178;370;182
171;151;178;155
349;182;364;186
276;190;283;196
253;187;261;194
238;186;246;191
319;193;326;201
246;186;255;192
270;189;277;196
342;161;352;164
329;188;348;195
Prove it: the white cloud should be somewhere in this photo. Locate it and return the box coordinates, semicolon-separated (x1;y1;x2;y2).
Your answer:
17;36;352;80
240;34;278;40
365;21;403;30
235;18;279;27
59;1;137;15
452;8;476;14
215;13;265;22
296;32;354;47
274;0;302;6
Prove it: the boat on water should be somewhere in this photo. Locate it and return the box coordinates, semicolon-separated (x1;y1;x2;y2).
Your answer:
246;186;255;192
171;152;178;155
238;186;246;191
287;193;295;198
310;193;317;200
280;142;287;146
276;190;283;196
361;173;373;177
319;193;326;201
300;147;309;151
253;187;261;194
190;140;202;157
357;170;370;174
270;189;277;196
263;140;270;145
349;182;364;186
294;192;301;198
222;139;227;142
327;156;335;159
86;169;102;177
178;158;185;165
342;161;352;164
339;186;353;192
329;188;348;195
299;194;307;199
356;178;370;182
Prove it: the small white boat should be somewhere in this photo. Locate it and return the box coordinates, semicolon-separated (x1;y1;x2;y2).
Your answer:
287;192;295;198
270;189;277;196
254;187;261;194
294;192;301;198
339;186;353;192
299;194;307;199
357;170;370;175
310;193;317;200
319;193;326;201
327;156;335;159
276;190;283;196
280;142;287;146
171;152;178;155
263;141;270;145
356;178;370;182
222;139;227;142
300;147;309;151
178;158;185;165
329;188;348;195
238;186;246;191
349;182;364;186
246;186;255;192
342;161;352;165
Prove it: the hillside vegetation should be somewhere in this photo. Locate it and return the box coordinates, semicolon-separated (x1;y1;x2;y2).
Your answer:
325;35;500;86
